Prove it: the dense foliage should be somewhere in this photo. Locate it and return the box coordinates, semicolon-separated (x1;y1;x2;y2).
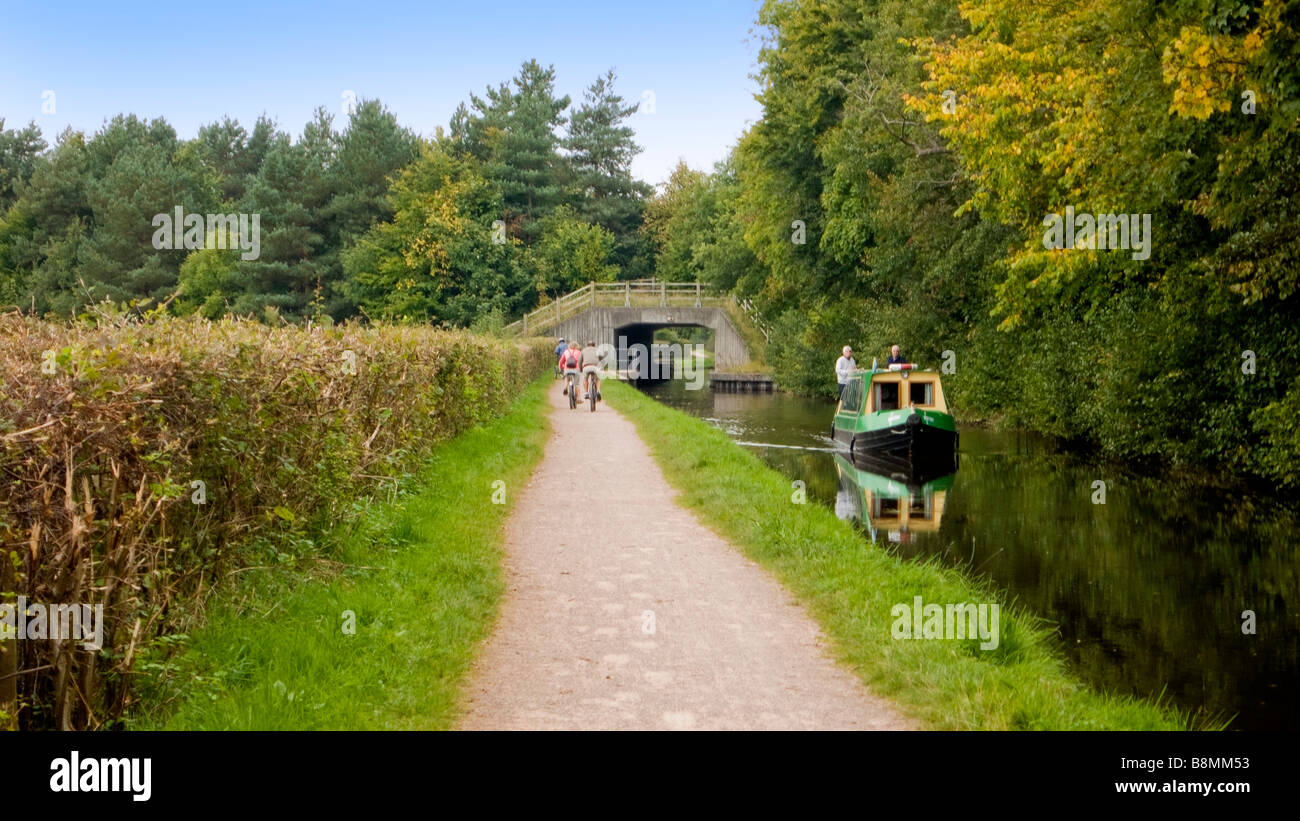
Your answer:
0;61;651;324
640;0;1300;487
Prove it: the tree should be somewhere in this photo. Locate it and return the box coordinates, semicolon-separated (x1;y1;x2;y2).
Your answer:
686;156;763;296
711;0;1300;485
0;66;660;330
529;206;618;297
231;111;335;318
343;140;532;324
176;243;242;319
0;119;47;211
78;116;219;306
326;99;420;245
564;70;653;275
195;115;276;202
642;160;710;280
459;60;571;246
0;116;218;314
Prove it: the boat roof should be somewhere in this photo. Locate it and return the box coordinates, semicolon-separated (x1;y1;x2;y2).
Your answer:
852;368;941;379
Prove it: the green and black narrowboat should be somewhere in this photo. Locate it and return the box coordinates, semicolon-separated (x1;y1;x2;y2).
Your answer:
831;365;958;473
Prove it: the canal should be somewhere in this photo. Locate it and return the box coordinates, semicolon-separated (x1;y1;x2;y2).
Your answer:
638;377;1300;730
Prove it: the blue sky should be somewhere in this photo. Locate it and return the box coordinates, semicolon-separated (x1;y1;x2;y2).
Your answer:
0;0;766;185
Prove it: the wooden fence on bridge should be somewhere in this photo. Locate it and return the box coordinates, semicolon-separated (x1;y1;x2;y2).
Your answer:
503;280;731;338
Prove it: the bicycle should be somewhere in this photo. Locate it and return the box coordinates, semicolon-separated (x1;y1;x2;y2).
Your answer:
565;370;578;409
585;370;598;412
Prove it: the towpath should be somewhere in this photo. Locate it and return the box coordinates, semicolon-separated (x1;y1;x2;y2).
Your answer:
457;383;913;730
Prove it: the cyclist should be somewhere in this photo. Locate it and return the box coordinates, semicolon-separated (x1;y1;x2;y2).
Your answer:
559;341;582;397
581;339;604;402
553;337;567;378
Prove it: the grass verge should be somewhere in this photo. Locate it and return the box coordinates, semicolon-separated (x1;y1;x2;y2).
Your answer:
602;379;1193;730
132;376;552;730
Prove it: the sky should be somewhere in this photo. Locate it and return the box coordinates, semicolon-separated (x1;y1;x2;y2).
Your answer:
0;0;767;186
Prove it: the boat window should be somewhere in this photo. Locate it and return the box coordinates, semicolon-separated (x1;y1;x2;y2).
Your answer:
873;496;901;520
877;382;899;411
909;381;932;406
908;492;932;519
841;379;862;413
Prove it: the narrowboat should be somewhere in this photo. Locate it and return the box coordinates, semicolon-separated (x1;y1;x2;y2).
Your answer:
831;365;958;472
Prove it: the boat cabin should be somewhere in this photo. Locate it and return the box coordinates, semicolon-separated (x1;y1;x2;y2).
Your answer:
838;369;950;416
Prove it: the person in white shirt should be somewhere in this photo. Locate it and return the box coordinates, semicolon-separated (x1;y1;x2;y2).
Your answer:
835;345;856;399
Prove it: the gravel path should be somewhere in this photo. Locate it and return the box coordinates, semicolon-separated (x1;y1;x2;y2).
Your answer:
457;381;914;730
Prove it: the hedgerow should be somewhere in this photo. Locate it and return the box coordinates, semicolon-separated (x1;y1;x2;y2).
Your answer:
0;309;550;729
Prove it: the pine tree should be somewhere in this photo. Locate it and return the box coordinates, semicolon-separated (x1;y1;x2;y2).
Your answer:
326;99;419;245
449;83;512;164
233;109;336;319
564;70;652;277
466;60;571;246
3;116;217;313
195;115;276;202
0;128;91;312
0;119;47;211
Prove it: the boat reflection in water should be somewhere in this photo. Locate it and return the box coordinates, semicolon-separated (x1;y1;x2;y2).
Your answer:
833;450;955;544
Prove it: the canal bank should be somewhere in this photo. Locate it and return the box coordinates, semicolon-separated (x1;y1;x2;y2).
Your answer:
602;380;1187;729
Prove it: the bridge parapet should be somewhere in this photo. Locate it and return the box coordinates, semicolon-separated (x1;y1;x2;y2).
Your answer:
503;280;726;338
505;280;766;370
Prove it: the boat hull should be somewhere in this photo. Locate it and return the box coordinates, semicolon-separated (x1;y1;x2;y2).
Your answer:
833;414;958;475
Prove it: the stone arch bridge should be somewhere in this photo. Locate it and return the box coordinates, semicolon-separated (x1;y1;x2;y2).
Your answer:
504;281;759;370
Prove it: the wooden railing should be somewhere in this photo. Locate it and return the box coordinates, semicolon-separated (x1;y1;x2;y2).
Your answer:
737;297;771;343
502;280;727;337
